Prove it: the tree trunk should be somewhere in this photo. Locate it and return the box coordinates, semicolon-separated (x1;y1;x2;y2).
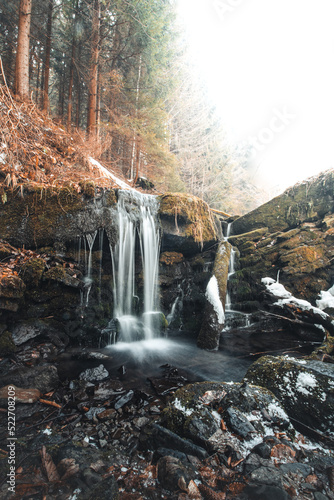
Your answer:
87;0;100;140
43;0;53;112
130;55;142;179
15;0;32;99
67;0;79;129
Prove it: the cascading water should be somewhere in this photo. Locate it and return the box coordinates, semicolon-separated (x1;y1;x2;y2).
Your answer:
110;190;160;343
224;222;251;329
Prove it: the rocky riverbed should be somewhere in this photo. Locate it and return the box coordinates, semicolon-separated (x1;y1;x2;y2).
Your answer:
0;334;334;500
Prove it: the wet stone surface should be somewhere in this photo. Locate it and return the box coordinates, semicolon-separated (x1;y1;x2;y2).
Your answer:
0;354;333;500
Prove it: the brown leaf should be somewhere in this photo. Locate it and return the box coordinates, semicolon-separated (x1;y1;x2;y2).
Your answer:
198;483;226;500
40;446;60;482
270;443;296;461
187;480;202;499
90;459;105;473
58;458;79;480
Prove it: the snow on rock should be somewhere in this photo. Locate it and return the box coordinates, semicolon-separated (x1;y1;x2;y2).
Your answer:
89;157;133;191
316;285;334;311
205;275;225;324
245;355;334;435
262;277;330;320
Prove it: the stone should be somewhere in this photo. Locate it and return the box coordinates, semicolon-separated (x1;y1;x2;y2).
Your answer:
157;455;194;491
159;192;217;256
79;364;109;383
225;407;256;438
244;355;334;434
197;241;231;350
0;273;25;299
0;365;59;393
243;484;292;500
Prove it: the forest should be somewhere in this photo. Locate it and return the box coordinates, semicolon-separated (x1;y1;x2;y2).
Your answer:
0;0;267;214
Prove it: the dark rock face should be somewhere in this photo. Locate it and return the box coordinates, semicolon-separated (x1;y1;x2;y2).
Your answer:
229;169;334;308
244;355;334;434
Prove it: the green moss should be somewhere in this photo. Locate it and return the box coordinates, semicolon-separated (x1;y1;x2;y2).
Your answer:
22;258;46;288
78;180;96;198
159;193;217;245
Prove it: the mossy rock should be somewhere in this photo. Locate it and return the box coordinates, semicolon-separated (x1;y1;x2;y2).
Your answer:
244;355;334;434
22;257;46;288
0;274;26;299
232;169;334;235
0;186;118;248
159;192;217;246
229;227;268;247
159;251;184;266
43;266;82;288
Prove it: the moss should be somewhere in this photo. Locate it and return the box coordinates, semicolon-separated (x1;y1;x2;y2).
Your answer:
159;251;184;266
0;185;87;247
22;258;46;288
0;330;16;355
159;193;217;245
78;180;96;198
0;274;26;299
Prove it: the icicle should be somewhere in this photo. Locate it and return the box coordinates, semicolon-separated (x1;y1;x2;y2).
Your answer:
84;230;97;307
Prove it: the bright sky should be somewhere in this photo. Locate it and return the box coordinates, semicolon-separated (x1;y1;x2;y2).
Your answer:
176;0;334;193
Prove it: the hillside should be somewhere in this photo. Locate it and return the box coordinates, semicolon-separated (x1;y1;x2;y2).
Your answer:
0;84;143;197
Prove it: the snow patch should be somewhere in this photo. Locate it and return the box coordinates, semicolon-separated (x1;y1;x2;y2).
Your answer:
206;275;225;324
262;277;330;320
316;285;334;310
89;157;133;190
173;398;194;416
296;372;317;396
267;401;289;421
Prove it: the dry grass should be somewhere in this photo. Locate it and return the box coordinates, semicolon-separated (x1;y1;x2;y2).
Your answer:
0;83;134;194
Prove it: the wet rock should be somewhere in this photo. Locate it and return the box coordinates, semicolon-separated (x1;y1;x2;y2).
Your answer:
139;422;208;460
252;442;272;459
157;455;195;491
244;355;334;434
114;390;134;409
225;407;256;438
249;466;284;487
0;364;59;393
93;380;124;401
0;330;15;355
243;484;292;500
197;241;231;350
79;364;109;383
159;193;218;256
97;409;116;421
43;266;83;288
11;323;42;345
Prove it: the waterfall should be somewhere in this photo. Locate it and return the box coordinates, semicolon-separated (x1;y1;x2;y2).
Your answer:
224;223;251;329
110;190;160;343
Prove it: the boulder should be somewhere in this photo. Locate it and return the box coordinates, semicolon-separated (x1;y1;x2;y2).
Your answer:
0;364;59;393
197;241;231;350
244;355;334;434
159;192;217;256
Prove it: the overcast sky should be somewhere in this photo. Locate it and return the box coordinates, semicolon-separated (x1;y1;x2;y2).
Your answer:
176;0;334;193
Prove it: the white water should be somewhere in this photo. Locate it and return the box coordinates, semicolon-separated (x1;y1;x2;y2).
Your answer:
110;190;160;342
224;222;251;329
